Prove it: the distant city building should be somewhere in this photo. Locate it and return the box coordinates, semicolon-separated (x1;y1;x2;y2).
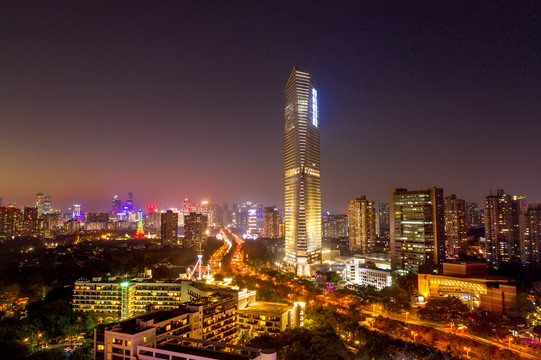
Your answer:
322;214;348;240
284;67;322;276
0;205;22;239
125;192;134;212
263;207;281;238
465;202;483;228
161;210;179;245
85;213;110;231
248;209;259;235
444;195;467;255
378;203;390;230
484;189;521;267
36;193;52;216
524;204;541;267
184;212;208;248
348;196;376;253
72;204;82;221
112;195;122;214
390;187;445;273
22;206;39;235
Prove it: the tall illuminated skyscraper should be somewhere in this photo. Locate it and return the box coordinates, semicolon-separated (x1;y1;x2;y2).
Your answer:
284;67;321;276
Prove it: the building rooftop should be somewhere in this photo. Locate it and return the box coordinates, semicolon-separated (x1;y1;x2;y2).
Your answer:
239;302;293;315
156;343;257;360
105;309;191;335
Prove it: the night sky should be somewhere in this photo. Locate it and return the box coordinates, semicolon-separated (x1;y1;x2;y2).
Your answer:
1;1;540;213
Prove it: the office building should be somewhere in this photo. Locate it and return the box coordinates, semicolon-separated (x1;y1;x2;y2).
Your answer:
343;256;392;290
284;67;322;276
484;189;521;267
348;196;376;253
444;195;467;255
322;214;348;240
161;210;179;245
390;187;445;273
263;207;280;238
184;212;208;248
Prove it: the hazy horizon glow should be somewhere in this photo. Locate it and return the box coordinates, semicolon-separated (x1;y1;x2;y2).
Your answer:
1;2;540;213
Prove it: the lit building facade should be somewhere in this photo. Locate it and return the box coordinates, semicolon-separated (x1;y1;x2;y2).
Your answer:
184;212;208;248
390;187;445;273
284;67;321;276
322;214;348;240
444;194;467;255
263;207;280;238
161;210;179;245
348;196;376;253
343;257;392;290
484;189;521;267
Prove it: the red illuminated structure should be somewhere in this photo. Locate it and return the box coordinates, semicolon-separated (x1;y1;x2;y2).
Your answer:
134;209;145;239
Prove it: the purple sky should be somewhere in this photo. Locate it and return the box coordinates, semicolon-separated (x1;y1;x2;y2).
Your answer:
1;1;540;213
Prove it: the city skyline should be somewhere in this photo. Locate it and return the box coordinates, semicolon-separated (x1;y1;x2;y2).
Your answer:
1;2;540;212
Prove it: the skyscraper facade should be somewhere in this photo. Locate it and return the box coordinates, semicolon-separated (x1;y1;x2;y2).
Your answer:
161;210;179;246
444;194;467;255
284;67;321;276
184;212;208;249
525;204;541;267
484;189;520;267
390;187;445;273
263;207;281;238
348;196;376;253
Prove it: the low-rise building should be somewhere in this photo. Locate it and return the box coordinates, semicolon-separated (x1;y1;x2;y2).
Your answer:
418;262;517;313
94;310;276;360
343;256;392;290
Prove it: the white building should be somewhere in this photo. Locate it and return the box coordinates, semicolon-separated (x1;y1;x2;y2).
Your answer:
343;257;392;290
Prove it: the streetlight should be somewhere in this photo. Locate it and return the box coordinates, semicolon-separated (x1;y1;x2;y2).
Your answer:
368;318;375;328
508;337;513;349
371;303;376;315
464;347;471;357
404;311;409;323
411;331;418;342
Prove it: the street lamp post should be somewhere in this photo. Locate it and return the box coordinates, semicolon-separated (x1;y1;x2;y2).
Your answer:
371;303;376;315
464;347;471;357
508;337;513;349
411;331;418;342
404;311;409;323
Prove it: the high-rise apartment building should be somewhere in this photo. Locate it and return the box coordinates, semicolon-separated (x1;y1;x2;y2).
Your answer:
525;204;541;267
348;196;376;253
284;67;321;276
390;188;445;273
484;189;521;267
466;202;483;228
0;205;22;239
161;210;179;245
378;203;390;230
444;195;467;255
263;207;280;238
22;207;40;235
184;212;208;248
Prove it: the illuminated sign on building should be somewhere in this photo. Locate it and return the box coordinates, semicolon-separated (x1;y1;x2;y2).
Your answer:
311;88;318;127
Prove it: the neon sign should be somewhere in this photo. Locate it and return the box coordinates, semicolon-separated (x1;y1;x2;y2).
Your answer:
311;88;318;127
